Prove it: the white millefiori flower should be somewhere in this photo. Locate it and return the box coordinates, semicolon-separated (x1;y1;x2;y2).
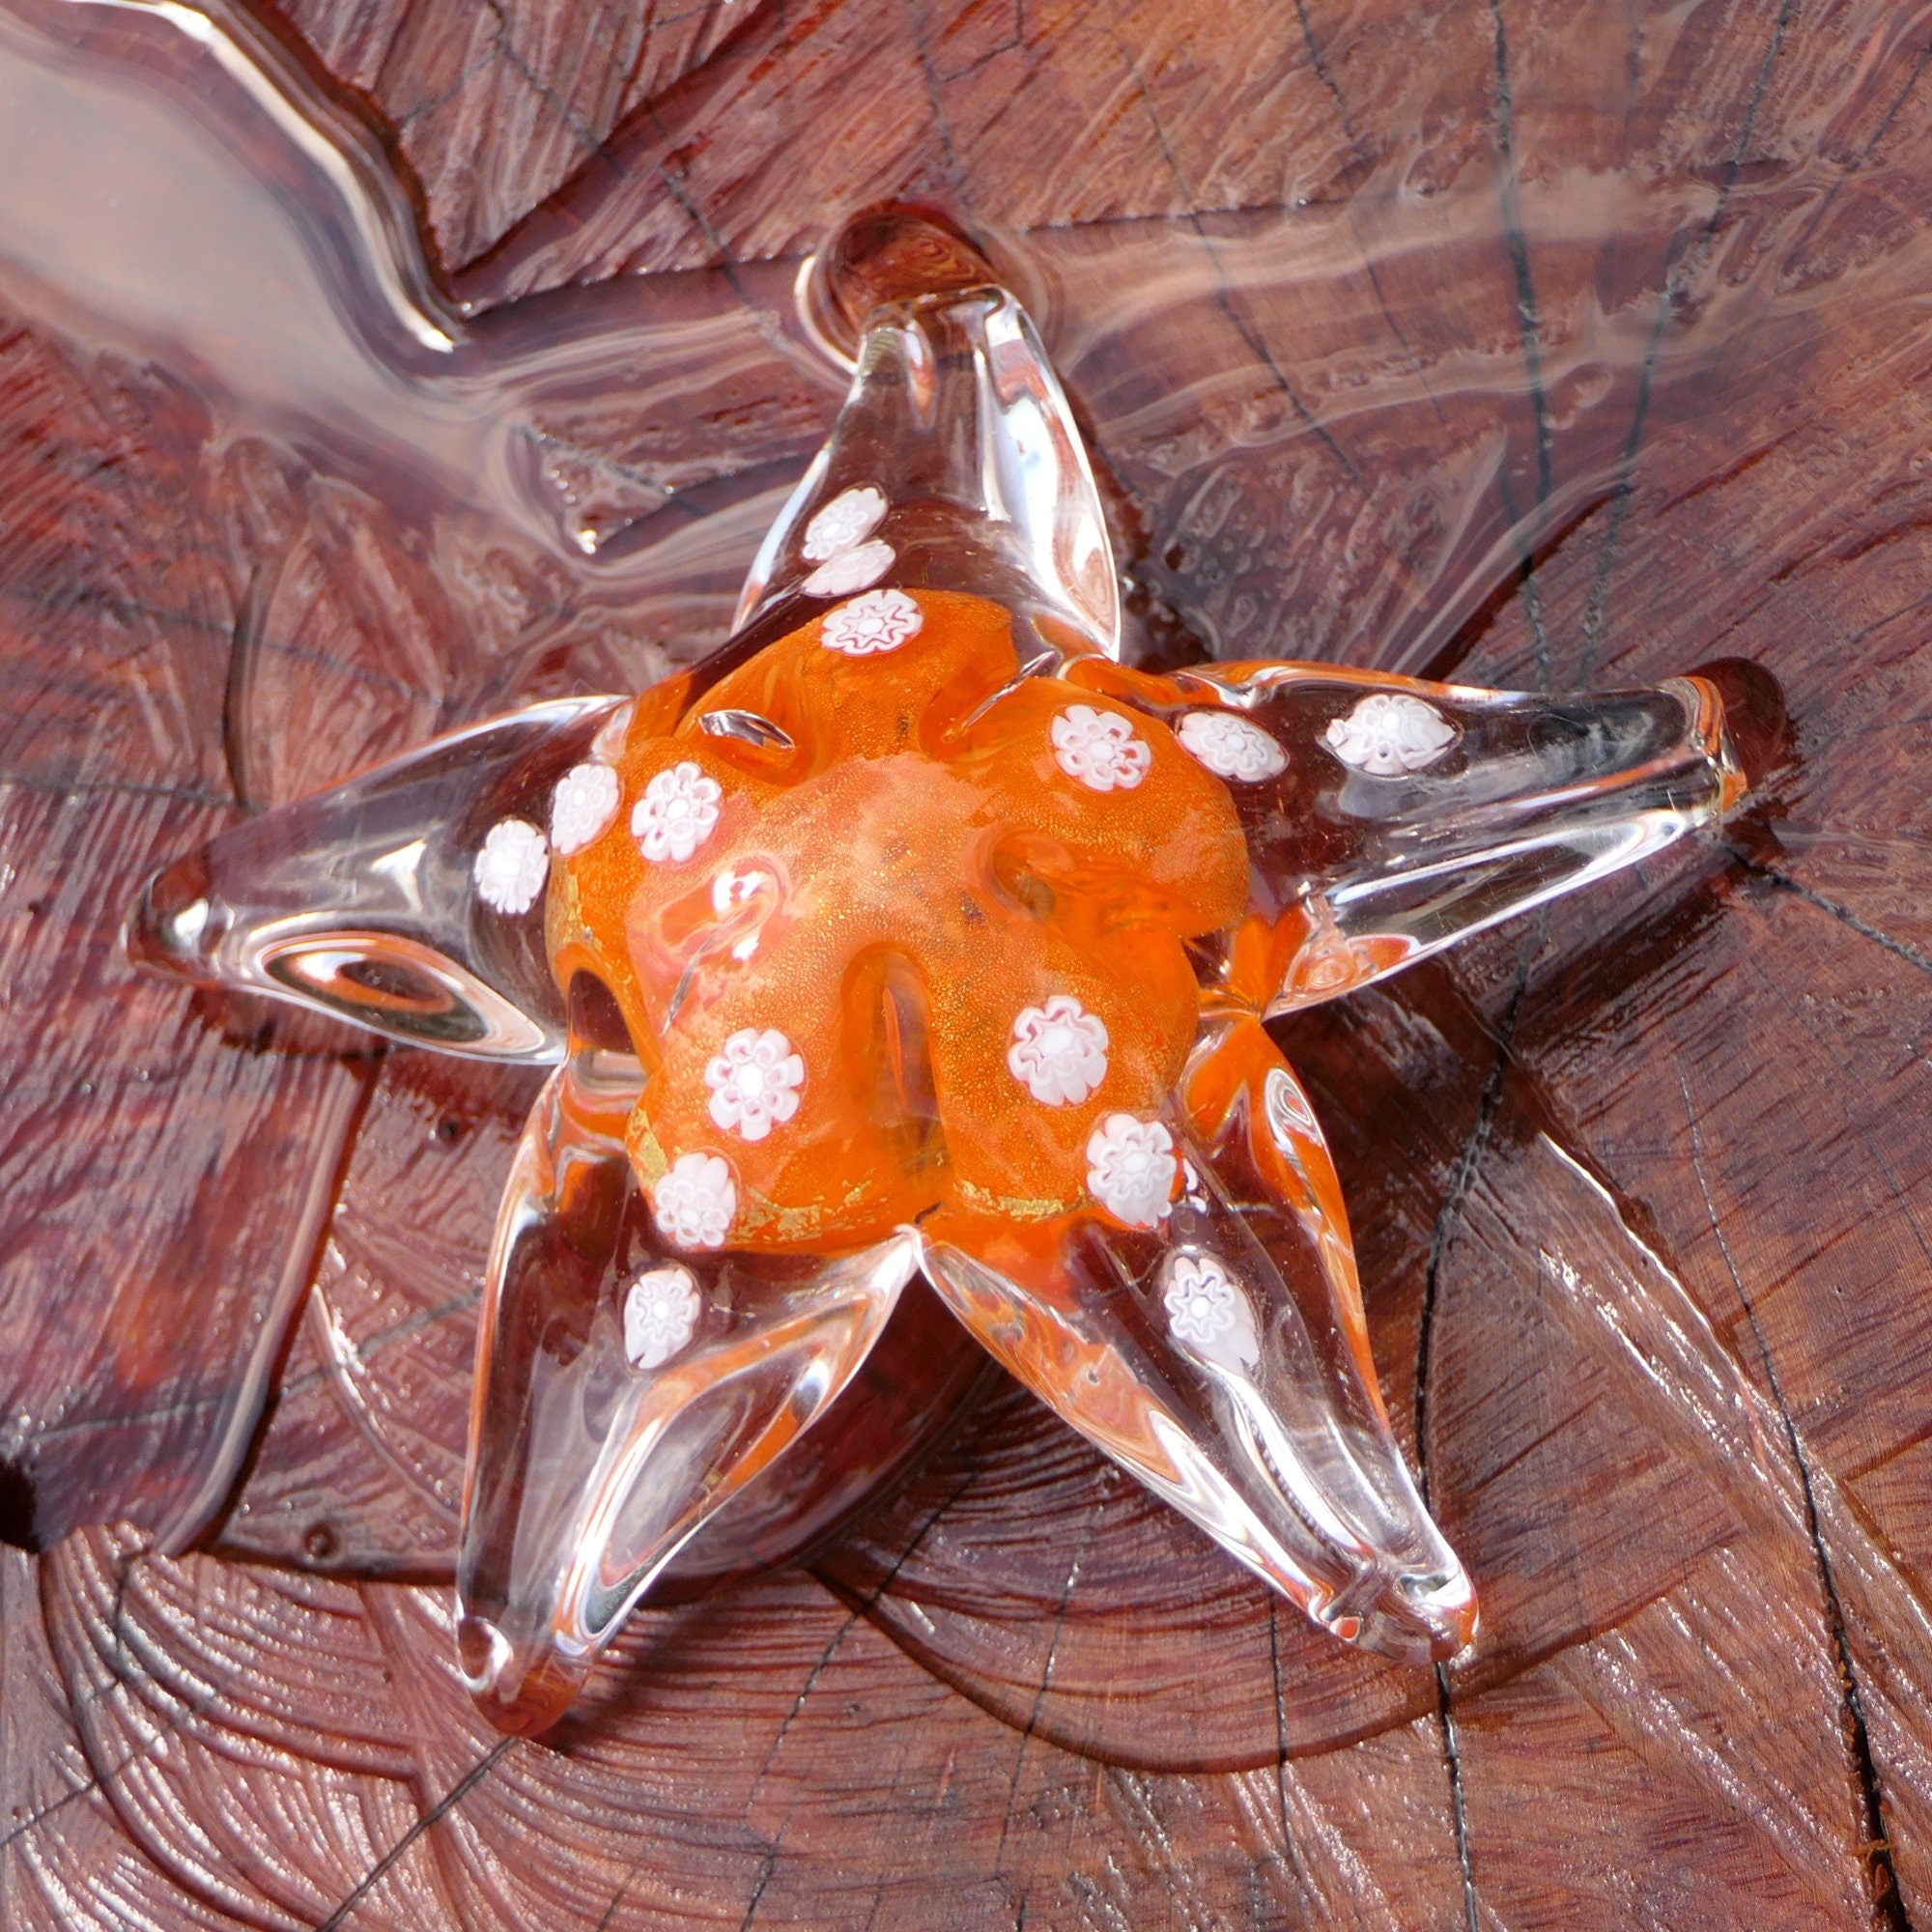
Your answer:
705;1027;806;1142
1323;692;1457;776
1163;1253;1260;1366
803;539;895;598
550;761;620;855
821;587;923;657
1163;1254;1243;1349
651;1151;736;1249
1177;710;1287;782
623;1264;702;1370
473;818;549;915
1008;996;1109;1105
802;485;889;561
1085;1114;1178;1228
632;761;723;863
1051;705;1152;792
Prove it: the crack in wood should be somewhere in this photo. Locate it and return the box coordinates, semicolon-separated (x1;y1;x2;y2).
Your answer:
1682;1072;1916;1932
1105;25;1365;494
735;1847;780;1932
992;1528;1091;1896
1729;845;1932;980
771;1463;983;1778
903;0;974;210
1485;0;1551;519
5;1540;389;1873
1433;1661;1481;1932
314;1734;518;1932
1475;0;1562;688
1413;924;1539;1931
1578;0;1797;681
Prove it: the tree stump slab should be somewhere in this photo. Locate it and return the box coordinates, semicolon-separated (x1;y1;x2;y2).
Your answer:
2;0;1931;1924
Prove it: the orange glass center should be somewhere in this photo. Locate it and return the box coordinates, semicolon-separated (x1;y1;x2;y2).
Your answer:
550;590;1250;1252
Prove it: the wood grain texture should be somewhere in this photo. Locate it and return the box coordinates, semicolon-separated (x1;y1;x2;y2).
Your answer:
5;0;1932;1923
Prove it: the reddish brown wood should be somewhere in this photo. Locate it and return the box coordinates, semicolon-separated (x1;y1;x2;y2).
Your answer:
5;0;1932;1923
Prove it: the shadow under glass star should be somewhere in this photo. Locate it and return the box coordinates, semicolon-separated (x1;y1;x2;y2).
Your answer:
128;202;1782;1736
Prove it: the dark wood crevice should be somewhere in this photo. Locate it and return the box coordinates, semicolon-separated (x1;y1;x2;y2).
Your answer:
1683;1080;1915;1932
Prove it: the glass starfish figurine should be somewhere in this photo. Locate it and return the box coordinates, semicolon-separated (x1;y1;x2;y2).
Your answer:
128;204;1772;1736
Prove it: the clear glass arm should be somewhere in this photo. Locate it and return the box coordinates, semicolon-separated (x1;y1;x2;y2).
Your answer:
126;697;626;1058
737;264;1120;659
1076;659;1766;1014
918;1016;1476;1664
457;1051;916;1734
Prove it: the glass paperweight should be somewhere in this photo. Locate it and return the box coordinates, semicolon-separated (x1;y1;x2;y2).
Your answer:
128;202;1778;1736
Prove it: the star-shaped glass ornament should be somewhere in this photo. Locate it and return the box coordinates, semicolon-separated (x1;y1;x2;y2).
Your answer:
128;203;1780;1736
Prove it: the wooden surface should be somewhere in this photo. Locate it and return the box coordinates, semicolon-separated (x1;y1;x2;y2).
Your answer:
4;0;1932;1924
